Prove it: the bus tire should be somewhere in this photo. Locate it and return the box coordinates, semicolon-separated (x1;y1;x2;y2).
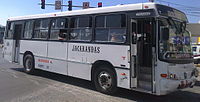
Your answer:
24;54;35;74
93;66;117;94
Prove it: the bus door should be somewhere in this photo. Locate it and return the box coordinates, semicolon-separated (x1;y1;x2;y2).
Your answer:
13;22;24;63
130;19;138;88
4;22;14;62
130;18;154;91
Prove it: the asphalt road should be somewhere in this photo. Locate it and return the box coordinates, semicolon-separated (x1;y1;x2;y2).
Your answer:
0;48;200;102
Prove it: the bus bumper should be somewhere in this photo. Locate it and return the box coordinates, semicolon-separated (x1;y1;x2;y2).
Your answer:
159;77;196;95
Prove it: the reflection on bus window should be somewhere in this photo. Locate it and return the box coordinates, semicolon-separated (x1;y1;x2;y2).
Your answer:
95;14;126;43
159;18;192;59
95;29;109;41
33;19;50;39
24;20;34;39
50;18;68;40
69;16;92;41
6;22;14;39
34;30;48;39
110;29;126;42
70;29;92;41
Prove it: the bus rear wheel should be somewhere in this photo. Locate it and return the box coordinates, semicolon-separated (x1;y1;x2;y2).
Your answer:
24;54;35;74
93;66;117;94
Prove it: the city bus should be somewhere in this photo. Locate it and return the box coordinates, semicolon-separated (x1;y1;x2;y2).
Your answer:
3;2;198;95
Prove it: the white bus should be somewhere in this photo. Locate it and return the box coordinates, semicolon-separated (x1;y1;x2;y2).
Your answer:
3;2;198;95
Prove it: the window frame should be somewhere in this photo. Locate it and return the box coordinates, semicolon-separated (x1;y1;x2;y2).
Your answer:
23;20;34;39
49;17;69;41
5;21;14;39
94;13;127;43
69;15;93;42
32;18;50;40
5;11;130;45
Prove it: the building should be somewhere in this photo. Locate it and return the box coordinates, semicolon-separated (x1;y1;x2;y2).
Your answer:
0;25;5;44
187;23;200;44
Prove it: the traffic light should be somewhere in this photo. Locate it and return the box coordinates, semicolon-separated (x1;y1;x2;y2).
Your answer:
68;0;72;11
149;0;154;2
98;2;102;7
41;0;45;9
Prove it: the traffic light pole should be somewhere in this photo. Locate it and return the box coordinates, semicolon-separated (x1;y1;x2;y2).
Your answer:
38;2;96;11
61;0;64;12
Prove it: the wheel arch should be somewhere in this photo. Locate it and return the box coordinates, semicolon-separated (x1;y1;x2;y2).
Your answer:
91;60;117;82
23;51;34;67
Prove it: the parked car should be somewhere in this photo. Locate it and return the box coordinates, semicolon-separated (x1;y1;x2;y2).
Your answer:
192;44;200;64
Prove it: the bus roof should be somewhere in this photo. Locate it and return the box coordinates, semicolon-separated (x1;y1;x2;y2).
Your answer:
8;2;156;21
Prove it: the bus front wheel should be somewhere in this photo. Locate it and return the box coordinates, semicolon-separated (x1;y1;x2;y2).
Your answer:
93;66;117;94
24;54;35;74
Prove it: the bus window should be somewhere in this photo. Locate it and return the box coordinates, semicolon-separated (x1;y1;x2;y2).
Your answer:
69;16;92;41
5;22;14;39
106;14;126;28
110;28;126;42
192;47;197;52
50;18;68;40
33;19;50;39
95;29;109;41
95;14;126;43
95;15;105;27
23;20;34;39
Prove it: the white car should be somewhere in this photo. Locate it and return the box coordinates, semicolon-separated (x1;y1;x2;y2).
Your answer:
192;44;200;64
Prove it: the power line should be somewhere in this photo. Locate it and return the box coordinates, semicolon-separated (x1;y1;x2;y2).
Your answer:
157;0;200;10
156;0;200;17
186;13;200;17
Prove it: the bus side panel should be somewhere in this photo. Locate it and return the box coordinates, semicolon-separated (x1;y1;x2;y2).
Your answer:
3;39;15;62
115;68;130;89
44;58;67;75
67;43;130;89
33;56;68;76
68;61;92;80
20;40;48;69
68;43;130;68
46;41;68;75
34;56;52;72
20;40;48;57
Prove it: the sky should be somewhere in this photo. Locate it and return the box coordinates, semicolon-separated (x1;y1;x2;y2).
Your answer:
0;0;200;26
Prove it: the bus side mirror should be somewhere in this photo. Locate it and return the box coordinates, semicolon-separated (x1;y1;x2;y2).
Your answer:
162;28;169;41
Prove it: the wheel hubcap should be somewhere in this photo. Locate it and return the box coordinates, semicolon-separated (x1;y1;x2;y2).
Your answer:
25;58;32;72
98;71;112;90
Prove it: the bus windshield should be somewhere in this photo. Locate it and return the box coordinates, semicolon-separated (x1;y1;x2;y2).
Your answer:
159;18;193;63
